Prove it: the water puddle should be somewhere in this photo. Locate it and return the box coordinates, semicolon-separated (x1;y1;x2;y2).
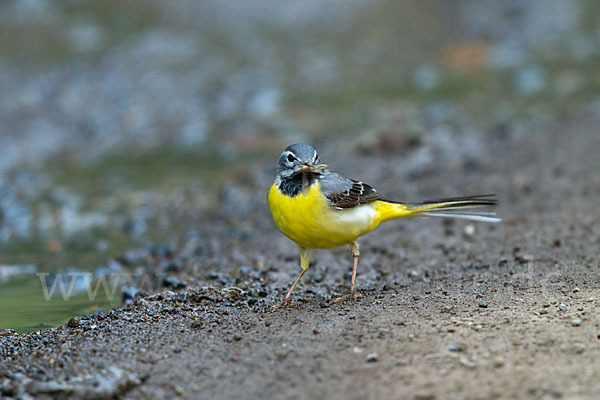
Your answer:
0;275;119;333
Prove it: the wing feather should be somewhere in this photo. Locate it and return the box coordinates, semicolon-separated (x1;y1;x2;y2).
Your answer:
324;180;382;209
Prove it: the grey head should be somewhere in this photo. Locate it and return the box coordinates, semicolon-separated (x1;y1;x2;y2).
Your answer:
276;143;326;178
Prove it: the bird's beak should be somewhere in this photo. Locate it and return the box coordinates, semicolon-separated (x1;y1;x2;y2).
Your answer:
300;163;327;174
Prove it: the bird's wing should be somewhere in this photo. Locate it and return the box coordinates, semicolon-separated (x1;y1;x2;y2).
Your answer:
320;172;382;209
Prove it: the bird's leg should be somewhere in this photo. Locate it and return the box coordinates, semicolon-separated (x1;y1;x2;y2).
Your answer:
271;247;311;309
273;269;306;309
332;242;360;303
349;241;360;297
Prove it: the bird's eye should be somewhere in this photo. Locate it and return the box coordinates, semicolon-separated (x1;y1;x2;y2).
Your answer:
287;153;296;162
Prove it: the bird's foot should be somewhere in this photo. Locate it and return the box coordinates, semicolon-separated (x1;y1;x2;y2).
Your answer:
269;298;298;311
330;292;361;304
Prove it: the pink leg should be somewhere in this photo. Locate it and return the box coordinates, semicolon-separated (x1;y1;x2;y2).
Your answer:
332;242;360;303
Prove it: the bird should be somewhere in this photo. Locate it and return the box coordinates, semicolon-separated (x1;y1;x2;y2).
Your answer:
267;143;500;307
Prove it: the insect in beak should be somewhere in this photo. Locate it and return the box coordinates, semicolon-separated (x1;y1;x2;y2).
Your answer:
300;163;327;174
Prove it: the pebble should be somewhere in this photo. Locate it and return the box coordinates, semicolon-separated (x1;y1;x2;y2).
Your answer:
122;287;138;304
208;271;219;280
0;328;16;336
414;393;436;400
559;303;568;312
366;353;379;362
163;276;186;290
191;320;203;329
493;357;504;368
463;224;475;236
514;65;547;94
449;344;465;352
459;356;476;369
413;64;439;92
67;318;80;328
479;301;488;308
571;318;582;327
573;343;586;353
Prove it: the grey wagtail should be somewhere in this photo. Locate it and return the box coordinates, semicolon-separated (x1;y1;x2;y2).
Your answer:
268;143;499;307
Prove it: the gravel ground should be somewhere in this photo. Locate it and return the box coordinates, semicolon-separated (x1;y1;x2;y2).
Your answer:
1;111;599;400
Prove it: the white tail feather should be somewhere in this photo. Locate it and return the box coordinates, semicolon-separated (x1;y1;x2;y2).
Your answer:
421;212;501;223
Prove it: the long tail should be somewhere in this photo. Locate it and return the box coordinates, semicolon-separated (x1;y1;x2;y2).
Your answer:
407;193;500;222
374;194;500;223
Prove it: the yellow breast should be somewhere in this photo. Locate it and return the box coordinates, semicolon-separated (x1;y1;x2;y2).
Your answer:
268;181;379;249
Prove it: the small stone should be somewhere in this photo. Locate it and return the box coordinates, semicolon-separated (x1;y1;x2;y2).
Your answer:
550;390;562;399
573;343;586;353
313;328;320;335
463;224;475;236
413;63;439;92
571;318;582;327
0;328;15;336
559;303;568;312
122;286;138;304
208;271;219;280
191;320;203;329
67;318;80;328
459;356;476;369
163;276;186;290
493;357;504;368
514;65;547;94
366;352;379;362
414;393;436;400
479;301;488;308
515;254;534;264
449;344;465;352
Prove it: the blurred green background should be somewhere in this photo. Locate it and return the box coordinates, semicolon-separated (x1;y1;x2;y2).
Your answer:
1;0;600;332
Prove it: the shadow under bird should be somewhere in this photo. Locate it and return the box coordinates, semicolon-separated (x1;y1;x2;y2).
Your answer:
268;143;500;307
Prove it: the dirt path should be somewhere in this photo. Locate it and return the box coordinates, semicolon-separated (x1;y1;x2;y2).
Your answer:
2;115;600;399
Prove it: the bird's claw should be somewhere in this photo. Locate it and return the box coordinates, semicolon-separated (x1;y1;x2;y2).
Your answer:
269;299;298;311
330;293;361;304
